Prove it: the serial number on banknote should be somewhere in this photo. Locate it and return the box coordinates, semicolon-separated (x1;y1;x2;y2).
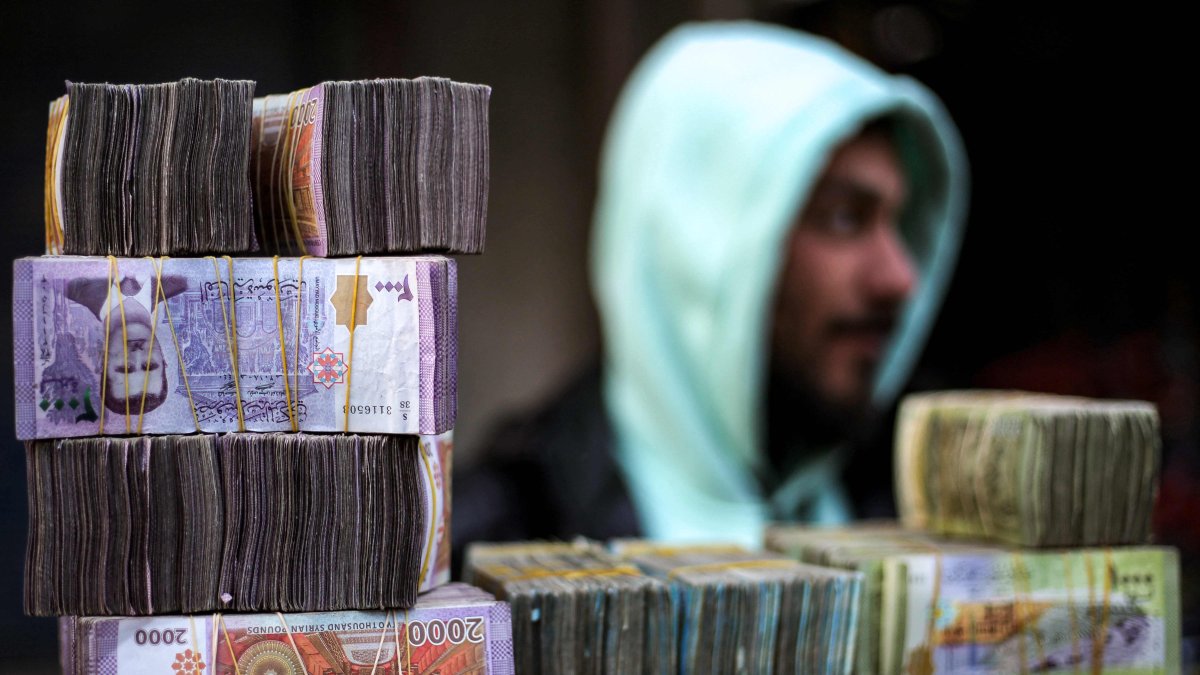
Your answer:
343;401;412;417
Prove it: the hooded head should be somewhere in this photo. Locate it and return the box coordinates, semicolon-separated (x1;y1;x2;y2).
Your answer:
591;22;968;545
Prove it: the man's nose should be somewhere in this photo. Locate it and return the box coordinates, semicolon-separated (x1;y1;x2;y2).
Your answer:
863;225;917;302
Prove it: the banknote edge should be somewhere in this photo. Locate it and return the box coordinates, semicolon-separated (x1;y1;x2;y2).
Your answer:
14;259;36;439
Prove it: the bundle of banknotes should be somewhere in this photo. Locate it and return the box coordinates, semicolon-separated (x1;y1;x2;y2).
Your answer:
45;79;257;256
466;540;677;674
895;391;1160;547
466;539;863;675
25;432;451;616
766;523;1182;675
253;78;490;256
615;541;863;675
14;255;457;438
45;76;490;257
27;70;509;675
59;583;514;675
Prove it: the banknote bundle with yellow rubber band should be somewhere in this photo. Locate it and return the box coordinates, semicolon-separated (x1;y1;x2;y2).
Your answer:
25;432;453;617
44;77;489;257
894;391;1160;547
13;254;457;438
464;538;863;674
766;522;1183;675
59;583;514;675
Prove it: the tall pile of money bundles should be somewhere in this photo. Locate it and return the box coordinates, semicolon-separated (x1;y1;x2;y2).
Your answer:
767;391;1182;675
24;77;514;674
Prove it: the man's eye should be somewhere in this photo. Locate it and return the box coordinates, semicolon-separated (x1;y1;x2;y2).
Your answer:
826;207;863;235
814;204;869;237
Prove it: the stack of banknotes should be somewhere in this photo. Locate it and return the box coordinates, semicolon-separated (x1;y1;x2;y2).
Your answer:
45;76;490;256
45;79;257;256
466;540;677;674
615;541;863;675
14;255;457;438
767;523;1182;675
23;75;513;674
466;539;864;674
59;582;514;675
895;391;1160;547
25;433;451;616
253;78;490;256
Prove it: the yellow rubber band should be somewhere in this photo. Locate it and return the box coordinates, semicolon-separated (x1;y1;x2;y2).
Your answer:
1091;550;1114;675
666;558;797;579
272;257;297;431
275;612;308;670
925;553;943;667
485;565;643;583
390;610;412;673
186;615;201;670
112;257;132;434
342;256;362;432
404;610;411;674
207;257;245;431
1064;553;1081;671
218;614;243;675
418;439;438;588
135;257;165;432
46;97;69;254
267;93;296;254
369;611;391;675
293;257;310;418
224;257;246;431
282;90;307;255
617;543;747;558
98;259;115;434
151;257;200;432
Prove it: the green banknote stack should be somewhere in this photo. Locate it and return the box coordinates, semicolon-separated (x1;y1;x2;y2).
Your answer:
615;541;862;675
767;523;1182;675
465;540;677;675
895;391;1160;547
466;539;863;675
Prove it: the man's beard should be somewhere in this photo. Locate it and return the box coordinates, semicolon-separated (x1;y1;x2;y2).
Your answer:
763;362;879;477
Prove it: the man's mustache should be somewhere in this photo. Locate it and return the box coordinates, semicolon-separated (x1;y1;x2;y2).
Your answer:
827;311;900;337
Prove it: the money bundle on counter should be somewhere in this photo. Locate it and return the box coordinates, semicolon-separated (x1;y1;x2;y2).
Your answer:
45;79;257;256
767;523;995;675
466;540;676;675
895;391;1160;547
767;524;1182;675
28;70;506;674
616;541;863;675
252;78;490;256
26;432;452;616
59;583;514;675
14;255;457;438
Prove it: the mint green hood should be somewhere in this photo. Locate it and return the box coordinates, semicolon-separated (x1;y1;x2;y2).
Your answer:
590;22;968;546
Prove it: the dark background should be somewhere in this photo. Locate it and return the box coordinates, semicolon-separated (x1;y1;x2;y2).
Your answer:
0;0;1192;671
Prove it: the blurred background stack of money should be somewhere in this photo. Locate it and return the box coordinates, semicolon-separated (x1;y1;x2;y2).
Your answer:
895;391;1161;547
464;390;1179;674
19;75;514;674
761;390;1181;674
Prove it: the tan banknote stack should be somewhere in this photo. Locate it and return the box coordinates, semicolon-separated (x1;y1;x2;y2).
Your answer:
24;76;513;674
763;391;1181;675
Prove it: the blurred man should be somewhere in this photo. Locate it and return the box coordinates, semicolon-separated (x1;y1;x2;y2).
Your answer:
455;21;967;554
